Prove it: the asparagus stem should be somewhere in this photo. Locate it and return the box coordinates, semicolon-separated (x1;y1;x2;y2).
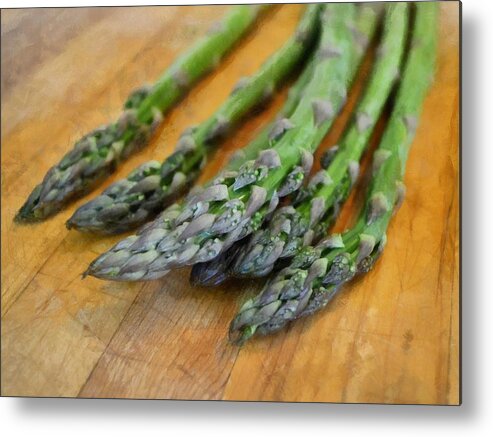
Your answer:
229;2;439;344
16;5;264;222
228;3;409;279
66;5;321;234
221;57;317;175
85;3;380;282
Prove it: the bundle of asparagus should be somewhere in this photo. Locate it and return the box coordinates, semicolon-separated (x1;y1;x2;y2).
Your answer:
66;4;321;234
191;2;409;285
85;3;381;281
229;2;439;344
16;5;264;222
15;2;439;346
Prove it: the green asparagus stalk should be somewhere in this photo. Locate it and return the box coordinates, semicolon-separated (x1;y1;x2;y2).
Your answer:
66;4;321;234
228;3;409;279
229;2;439;345
16;5;264;222
85;3;380;282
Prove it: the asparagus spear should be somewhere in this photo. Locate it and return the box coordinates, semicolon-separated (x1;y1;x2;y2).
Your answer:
66;4;321;234
229;2;439;345
86;3;379;282
227;3;409;279
16;5;264;222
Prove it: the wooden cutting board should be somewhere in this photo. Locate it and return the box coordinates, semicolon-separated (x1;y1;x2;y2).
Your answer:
1;3;460;404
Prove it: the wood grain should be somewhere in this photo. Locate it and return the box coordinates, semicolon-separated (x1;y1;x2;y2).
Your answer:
1;3;460;404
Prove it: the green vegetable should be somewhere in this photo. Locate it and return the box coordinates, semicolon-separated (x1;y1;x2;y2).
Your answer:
66;5;321;234
85;3;380;282
16;5;264;221
229;3;409;279
229;2;439;344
